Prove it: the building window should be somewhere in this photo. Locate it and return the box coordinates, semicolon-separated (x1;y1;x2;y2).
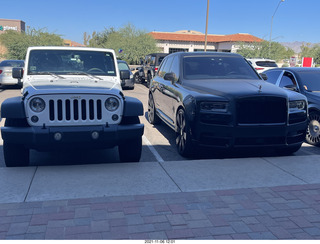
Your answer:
194;49;217;52
169;48;188;53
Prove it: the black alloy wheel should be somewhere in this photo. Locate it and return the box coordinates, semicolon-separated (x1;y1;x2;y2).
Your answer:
148;93;160;124
176;109;194;157
133;73;140;84
306;111;320;146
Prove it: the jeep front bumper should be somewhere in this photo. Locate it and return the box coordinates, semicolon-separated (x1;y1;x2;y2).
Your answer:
1;124;144;151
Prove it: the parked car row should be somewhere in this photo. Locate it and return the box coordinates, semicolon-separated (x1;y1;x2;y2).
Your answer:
1;49;319;166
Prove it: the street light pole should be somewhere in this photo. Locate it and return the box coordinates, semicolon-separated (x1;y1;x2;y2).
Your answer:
204;0;210;52
269;0;285;57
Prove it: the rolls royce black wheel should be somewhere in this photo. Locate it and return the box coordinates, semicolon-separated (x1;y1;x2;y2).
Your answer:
148;93;160;124
176;109;194;157
306;112;320;146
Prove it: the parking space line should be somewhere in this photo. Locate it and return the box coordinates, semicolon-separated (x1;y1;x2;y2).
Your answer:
142;135;164;163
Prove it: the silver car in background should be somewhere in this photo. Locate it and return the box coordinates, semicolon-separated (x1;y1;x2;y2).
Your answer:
0;60;25;87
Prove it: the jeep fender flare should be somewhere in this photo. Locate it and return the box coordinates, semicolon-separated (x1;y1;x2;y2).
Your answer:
0;96;26;119
123;96;144;117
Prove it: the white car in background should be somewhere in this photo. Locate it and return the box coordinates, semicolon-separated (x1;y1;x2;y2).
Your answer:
0;60;25;87
247;58;278;73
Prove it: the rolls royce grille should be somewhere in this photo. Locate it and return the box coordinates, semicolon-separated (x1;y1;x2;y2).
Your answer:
236;96;287;125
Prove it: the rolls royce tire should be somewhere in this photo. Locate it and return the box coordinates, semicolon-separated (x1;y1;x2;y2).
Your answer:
276;144;302;156
306;111;320;146
176;108;194;157
3;142;29;167
148;93;160;124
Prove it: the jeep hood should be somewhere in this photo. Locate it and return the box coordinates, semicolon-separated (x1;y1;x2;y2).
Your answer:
23;75;122;91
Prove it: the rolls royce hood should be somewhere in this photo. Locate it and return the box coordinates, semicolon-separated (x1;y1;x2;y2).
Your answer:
183;79;288;99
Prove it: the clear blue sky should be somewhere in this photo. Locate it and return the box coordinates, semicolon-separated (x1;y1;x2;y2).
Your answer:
1;0;318;44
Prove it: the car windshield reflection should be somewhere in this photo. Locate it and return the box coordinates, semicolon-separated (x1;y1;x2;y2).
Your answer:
298;71;320;92
27;50;116;76
183;56;260;80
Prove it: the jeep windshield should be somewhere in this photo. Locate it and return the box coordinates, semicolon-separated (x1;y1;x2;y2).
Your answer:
27;50;116;77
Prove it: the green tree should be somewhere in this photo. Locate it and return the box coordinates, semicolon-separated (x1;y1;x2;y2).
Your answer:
300;44;320;65
86;23;159;64
0;28;64;60
236;41;294;61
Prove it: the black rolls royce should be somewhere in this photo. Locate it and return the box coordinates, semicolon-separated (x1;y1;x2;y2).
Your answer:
148;52;308;157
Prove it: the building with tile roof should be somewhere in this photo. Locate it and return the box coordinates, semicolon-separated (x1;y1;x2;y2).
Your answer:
150;30;263;53
63;39;85;47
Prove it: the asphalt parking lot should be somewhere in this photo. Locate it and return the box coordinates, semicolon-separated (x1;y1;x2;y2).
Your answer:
1;85;320;239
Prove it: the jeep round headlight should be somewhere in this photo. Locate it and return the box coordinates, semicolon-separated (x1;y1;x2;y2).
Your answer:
105;97;120;111
30;97;46;112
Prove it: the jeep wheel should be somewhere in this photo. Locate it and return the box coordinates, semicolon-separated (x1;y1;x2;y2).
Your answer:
118;116;142;162
3;142;29;167
118;137;142;162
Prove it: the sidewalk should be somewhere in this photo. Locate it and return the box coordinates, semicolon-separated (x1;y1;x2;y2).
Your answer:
1;183;320;240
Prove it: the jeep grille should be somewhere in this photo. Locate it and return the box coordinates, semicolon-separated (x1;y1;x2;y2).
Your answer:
26;94;123;126
49;98;102;122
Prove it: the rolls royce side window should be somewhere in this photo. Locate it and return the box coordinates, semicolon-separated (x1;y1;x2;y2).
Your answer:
169;56;180;82
159;56;174;78
279;72;296;88
264;70;282;84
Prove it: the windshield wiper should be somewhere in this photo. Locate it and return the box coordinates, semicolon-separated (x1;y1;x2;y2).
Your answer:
34;72;65;79
66;72;103;80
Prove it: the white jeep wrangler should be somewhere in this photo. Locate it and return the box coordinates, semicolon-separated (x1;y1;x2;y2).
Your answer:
0;46;144;167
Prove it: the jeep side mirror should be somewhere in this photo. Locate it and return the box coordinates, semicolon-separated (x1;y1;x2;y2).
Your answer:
120;70;130;80
12;67;23;79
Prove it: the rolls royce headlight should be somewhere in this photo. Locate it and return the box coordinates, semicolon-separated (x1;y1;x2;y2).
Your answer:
289;100;306;111
30;97;46;112
200;101;229;112
105;97;120;111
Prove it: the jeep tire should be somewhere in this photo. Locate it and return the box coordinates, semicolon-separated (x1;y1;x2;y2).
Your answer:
118;116;142;162
3;142;29;167
118;136;142;162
